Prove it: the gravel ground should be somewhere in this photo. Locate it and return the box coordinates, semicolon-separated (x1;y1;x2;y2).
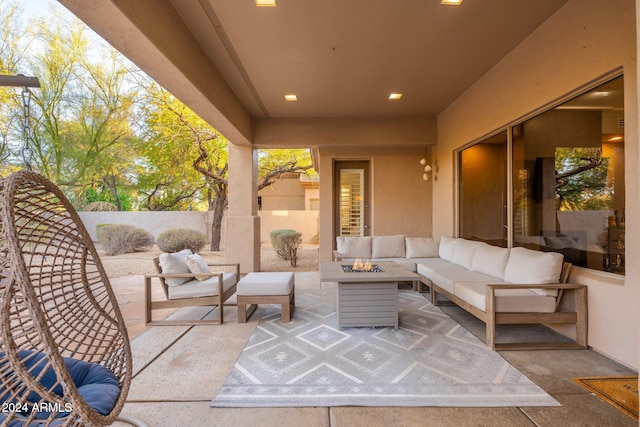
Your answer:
97;243;320;278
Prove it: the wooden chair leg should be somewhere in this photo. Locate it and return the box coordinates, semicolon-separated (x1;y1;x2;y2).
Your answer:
486;287;496;350
238;302;247;323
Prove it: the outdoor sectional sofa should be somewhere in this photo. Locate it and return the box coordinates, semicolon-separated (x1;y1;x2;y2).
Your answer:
333;235;588;351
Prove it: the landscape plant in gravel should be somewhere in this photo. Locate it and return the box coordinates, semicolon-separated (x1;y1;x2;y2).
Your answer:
157;228;207;253
96;224;155;255
270;229;303;267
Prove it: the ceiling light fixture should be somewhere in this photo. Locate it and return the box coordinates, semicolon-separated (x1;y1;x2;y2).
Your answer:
389;93;403;100
284;94;298;101
608;136;623;141
441;0;463;5
255;0;277;7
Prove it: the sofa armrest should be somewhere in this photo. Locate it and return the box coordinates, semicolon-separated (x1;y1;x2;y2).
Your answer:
485;282;588;349
333;250;343;261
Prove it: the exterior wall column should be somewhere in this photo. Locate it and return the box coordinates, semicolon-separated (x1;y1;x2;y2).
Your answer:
225;144;260;273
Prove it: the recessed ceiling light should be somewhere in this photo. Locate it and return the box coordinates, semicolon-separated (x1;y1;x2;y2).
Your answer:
441;0;463;5
255;0;276;7
389;93;403;100
284;94;298;101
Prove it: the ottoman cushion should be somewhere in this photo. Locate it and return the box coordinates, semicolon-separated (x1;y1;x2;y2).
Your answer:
237;272;294;296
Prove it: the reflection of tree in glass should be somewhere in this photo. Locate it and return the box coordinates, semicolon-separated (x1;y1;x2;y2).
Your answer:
555;147;612;211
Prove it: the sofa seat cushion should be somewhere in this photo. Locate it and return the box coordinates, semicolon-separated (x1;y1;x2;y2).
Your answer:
167;272;237;300
454;282;557;313
237;272;295;296
415;258;466;279
372;258;416;272
428;270;503;294
336;236;372;259
372;235;405;258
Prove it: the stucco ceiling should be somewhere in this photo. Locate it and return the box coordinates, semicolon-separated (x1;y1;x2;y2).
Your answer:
168;0;569;119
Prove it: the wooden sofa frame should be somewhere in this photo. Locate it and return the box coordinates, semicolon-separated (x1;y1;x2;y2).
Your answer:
427;262;588;351
144;258;240;326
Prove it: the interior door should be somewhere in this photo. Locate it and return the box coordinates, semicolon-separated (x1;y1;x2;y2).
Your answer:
334;161;370;239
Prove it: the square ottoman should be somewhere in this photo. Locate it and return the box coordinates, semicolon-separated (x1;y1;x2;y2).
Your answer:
236;272;295;322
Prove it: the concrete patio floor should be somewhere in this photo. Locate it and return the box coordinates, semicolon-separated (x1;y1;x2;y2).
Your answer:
110;272;637;427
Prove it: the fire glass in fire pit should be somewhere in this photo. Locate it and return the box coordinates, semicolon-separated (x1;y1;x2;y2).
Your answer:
341;258;385;273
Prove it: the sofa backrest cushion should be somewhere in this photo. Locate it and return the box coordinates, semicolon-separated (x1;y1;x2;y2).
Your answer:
504;247;564;296
470;243;510;279
372;234;405;258
336;236;372;259
450;238;479;270
439;236;457;262
405;237;439;258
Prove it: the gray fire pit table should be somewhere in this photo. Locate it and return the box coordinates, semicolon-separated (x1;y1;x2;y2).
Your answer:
320;261;420;330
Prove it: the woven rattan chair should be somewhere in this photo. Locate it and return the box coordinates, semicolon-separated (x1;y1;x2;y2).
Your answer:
0;171;146;426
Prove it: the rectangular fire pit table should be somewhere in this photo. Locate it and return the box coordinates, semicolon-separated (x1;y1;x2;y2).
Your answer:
320;261;420;330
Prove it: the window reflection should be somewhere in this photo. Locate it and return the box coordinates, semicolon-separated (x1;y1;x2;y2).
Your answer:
459;75;624;275
513;76;624;274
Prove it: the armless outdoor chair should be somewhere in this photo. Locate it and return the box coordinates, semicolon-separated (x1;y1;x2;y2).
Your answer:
0;171;146;426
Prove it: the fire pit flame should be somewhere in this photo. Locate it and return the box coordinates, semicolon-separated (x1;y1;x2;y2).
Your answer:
342;258;384;273
353;258;372;272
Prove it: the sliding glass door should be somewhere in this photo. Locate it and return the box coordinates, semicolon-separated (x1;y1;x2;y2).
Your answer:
458;131;508;247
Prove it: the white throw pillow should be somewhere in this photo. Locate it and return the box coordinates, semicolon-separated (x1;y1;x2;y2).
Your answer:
438;236;457;262
405;237;439;258
504;247;564;296
185;253;212;281
158;249;193;287
450;239;478;270
372;235;405;258
336;236;372;259
470;243;511;279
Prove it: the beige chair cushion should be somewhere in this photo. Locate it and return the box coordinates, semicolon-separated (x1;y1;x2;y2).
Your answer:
438;236;458;262
185;254;211;281
504;247;563;296
158;249;193;287
336;236;372;259
450;238;480;270
237;272;294;296
372;235;405;258
405;237;439;258
470;243;511;280
454;282;556;313
167;272;237;300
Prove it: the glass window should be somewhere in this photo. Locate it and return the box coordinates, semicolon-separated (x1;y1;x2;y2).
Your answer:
459;75;624;275
513;76;624;274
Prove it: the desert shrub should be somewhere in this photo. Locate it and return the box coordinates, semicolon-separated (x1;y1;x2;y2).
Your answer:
97;224;155;256
157;228;207;253
270;229;302;267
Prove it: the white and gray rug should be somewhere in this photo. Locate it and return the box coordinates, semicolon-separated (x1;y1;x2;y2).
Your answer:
211;288;560;408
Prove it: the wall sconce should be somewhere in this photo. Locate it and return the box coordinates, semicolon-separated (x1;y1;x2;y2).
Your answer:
420;158;432;181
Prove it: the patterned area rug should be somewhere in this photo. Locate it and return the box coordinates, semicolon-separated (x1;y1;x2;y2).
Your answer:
211;288;560;407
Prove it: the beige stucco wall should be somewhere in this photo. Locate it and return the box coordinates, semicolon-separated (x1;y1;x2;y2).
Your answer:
435;0;638;368
258;176;306;210
318;145;433;263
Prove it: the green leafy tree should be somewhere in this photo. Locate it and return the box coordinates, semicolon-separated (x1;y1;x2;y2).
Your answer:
0;2;34;175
